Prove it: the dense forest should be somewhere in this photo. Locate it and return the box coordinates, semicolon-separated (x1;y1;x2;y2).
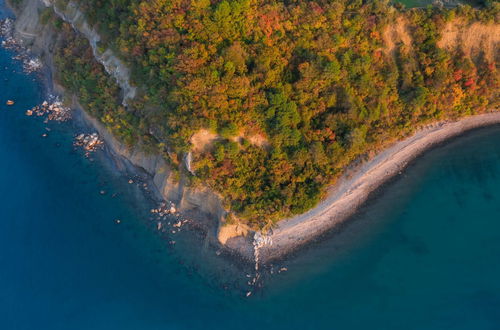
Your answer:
41;0;499;227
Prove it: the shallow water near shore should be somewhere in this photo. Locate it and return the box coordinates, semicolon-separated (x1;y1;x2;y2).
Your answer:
2;2;500;329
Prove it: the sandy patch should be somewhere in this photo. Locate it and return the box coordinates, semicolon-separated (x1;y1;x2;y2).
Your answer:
218;223;251;245
438;20;500;62
190;129;220;152
247;134;269;147
231;132;270;148
383;16;412;56
192;128;269;152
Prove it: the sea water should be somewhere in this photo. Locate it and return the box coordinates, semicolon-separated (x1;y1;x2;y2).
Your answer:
1;3;500;329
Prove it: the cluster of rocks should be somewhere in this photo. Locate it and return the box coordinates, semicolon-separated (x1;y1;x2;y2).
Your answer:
0;18;20;52
25;99;72;122
0;18;13;38
1;18;42;74
19;56;42;73
150;201;193;245
150;202;177;218
253;232;273;269
74;133;104;156
245;231;274;297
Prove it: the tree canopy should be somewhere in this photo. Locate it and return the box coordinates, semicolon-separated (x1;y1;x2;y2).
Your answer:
50;0;499;226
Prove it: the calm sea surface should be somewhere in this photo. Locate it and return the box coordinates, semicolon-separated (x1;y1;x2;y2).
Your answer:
1;3;500;329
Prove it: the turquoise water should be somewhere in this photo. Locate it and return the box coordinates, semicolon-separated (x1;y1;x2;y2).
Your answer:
2;3;500;329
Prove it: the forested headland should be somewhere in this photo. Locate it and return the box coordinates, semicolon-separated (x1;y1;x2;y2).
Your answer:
32;0;499;228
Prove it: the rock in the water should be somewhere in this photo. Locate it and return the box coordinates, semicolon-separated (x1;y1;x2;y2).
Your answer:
73;132;104;157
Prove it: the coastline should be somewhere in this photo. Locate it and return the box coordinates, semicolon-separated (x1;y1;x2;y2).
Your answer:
4;0;247;266
230;112;500;263
4;6;500;323
6;0;500;266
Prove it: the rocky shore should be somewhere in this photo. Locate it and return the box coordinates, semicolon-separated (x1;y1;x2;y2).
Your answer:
6;0;500;269
1;17;42;73
6;0;237;259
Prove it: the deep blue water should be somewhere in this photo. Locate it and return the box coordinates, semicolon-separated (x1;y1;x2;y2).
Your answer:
2;3;500;329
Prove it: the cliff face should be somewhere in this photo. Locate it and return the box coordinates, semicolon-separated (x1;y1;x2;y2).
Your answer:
14;0;135;104
10;0;244;253
47;0;136;104
15;0;497;263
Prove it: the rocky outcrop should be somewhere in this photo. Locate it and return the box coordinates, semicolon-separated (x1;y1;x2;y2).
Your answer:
217;222;251;245
10;0;235;254
75;103;228;229
45;0;136;104
11;0;500;264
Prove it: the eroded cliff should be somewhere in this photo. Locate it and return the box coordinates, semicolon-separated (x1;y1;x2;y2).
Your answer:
9;0;243;255
8;0;499;263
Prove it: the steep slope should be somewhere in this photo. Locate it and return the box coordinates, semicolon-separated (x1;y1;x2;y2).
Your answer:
7;0;500;260
10;0;234;253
